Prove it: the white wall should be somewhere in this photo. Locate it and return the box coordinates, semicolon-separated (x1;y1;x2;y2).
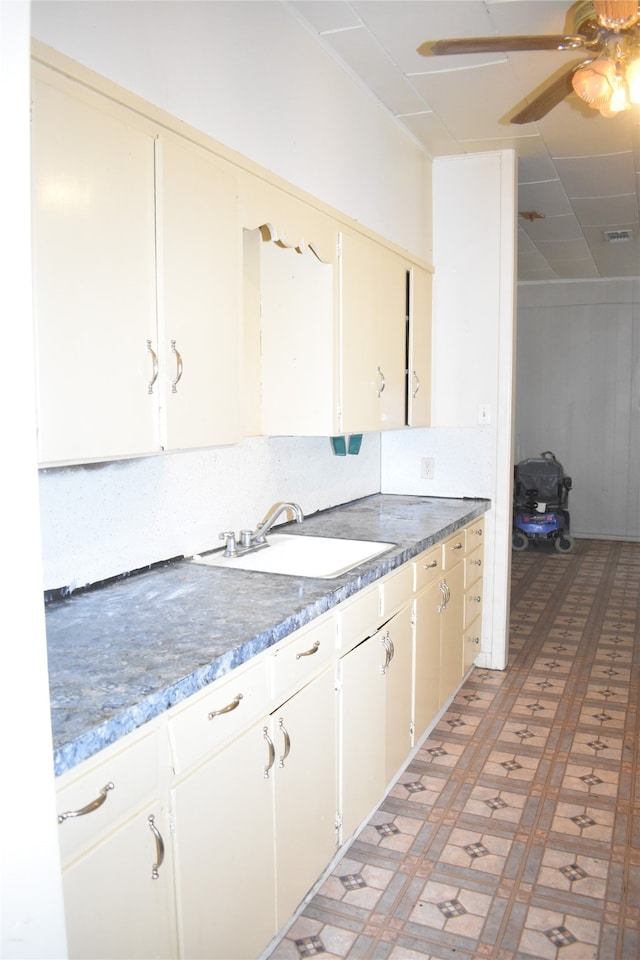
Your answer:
516;278;640;541
0;2;67;955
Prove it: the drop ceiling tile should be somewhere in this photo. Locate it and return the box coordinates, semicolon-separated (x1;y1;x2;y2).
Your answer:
554;152;638;198
409;60;530;139
571;194;640;226
398;113;459;157
518;179;572;216
288;0;361;34
519;212;582;242
548;259;600;278
537;238;593;261
519;153;563;183
353;0;495;74
324;26;428;115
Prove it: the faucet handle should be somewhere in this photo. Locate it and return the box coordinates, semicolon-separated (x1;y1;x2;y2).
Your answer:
219;531;238;557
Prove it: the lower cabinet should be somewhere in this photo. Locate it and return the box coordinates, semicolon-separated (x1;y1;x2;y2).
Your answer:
339;602;413;840
55;517;485;959
62;802;177;960
55;726;178;960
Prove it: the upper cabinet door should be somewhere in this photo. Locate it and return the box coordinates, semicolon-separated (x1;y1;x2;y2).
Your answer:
32;77;159;464
339;232;407;434
157;135;241;450
407;265;432;427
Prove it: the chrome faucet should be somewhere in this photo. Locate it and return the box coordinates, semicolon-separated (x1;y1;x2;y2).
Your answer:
219;501;304;557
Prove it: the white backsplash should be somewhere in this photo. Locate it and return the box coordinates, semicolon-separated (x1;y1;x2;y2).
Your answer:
381;427;494;499
39;434;381;592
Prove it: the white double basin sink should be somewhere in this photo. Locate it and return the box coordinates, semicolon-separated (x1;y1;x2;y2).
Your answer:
190;533;394;579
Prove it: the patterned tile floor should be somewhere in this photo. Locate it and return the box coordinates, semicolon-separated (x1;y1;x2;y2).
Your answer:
267;539;640;960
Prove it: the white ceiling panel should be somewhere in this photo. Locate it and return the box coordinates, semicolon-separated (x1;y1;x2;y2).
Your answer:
286;0;640;280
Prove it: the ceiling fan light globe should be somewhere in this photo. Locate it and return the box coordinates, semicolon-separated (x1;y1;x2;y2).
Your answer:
625;56;640;102
572;59;617;105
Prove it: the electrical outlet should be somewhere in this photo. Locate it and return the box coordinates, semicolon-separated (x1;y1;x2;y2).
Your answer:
421;457;435;480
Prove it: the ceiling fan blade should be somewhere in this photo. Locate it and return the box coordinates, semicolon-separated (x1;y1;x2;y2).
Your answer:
419;35;569;56
510;64;579;124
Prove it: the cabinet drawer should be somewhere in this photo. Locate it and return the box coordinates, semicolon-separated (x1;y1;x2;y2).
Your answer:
442;530;465;570
338;585;382;654
56;726;161;866
465;544;484;589
464;581;483;628
413;543;442;593
465;517;485;553
379;563;414;617
168;658;269;776
271;615;336;704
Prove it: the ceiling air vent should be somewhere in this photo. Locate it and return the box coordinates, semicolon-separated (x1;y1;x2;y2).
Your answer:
604;229;633;243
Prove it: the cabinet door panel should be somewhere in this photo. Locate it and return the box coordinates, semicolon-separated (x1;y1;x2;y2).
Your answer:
274;668;337;927
340;632;387;839
32;79;158;463
340;231;380;433
374;247;408;431
407;266;432;427
63;804;176;960
159;135;241;449
384;604;413;783
413;582;441;743
440;562;465;707
171;724;277;960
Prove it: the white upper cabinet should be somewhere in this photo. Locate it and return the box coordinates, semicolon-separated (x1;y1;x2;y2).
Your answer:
32;76;159;463
157;135;241;450
407;265;432;427
32;68;242;465
339;231;408;434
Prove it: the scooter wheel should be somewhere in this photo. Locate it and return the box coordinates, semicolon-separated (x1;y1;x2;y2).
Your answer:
512;531;529;551
554;534;575;553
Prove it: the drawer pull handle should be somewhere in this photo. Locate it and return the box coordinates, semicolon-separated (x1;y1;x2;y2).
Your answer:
451;542;463;551
278;718;291;768
471;595;482;603
424;560;438;569
471;559;482;567
469;636;480;645
146;340;159;395
474;528;483;537
380;632;393;674
376;366;386;397
170;340;183;393
263;727;275;779
208;693;243;719
147;815;165;879
58;782;114;823
295;640;320;660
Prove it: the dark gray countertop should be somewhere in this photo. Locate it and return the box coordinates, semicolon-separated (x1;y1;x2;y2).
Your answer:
46;494;488;776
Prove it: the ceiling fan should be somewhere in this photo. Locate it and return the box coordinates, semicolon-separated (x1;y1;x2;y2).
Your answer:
418;0;640;122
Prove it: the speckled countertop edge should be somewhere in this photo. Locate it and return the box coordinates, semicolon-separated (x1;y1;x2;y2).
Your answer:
46;494;489;776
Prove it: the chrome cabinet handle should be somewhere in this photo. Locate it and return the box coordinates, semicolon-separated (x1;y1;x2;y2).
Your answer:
468;636;480;645
146;340;158;395
295;640;320;660
380;632;393;674
438;579;450;614
58;782;114;823
170;340;183;393
451;542;463;551
411;370;420;398
376;366;386;397
424;560;438;569
278;718;291;768
147;815;165;879
470;595;482;604
263;727;275;779
471;559;482;567
208;693;243;720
